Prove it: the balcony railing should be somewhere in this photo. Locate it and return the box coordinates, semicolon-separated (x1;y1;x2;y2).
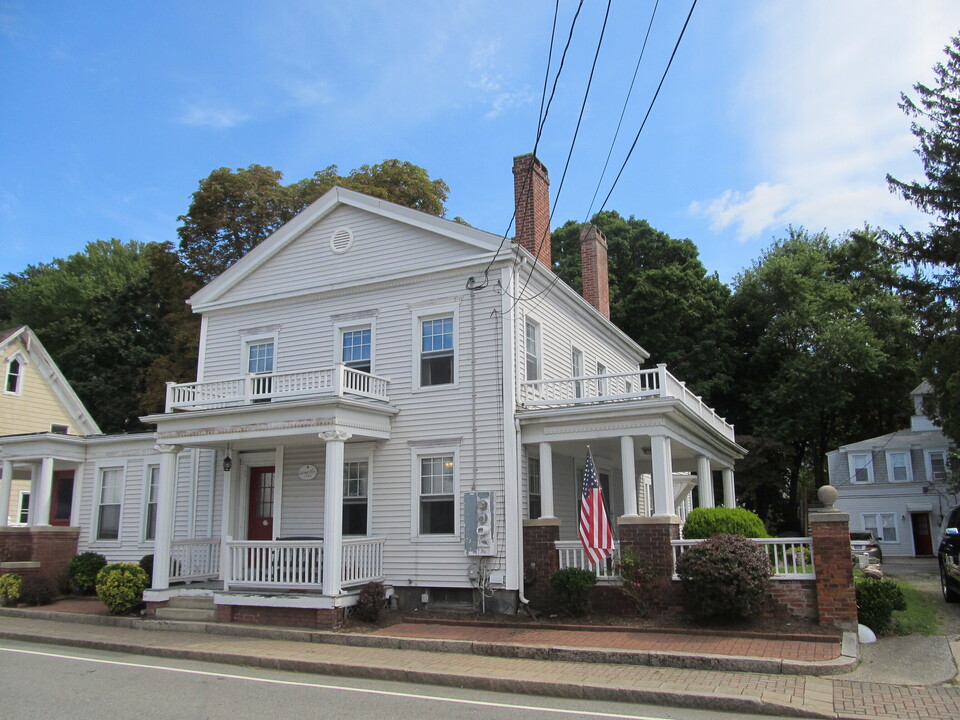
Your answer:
221;537;385;591
165;364;390;412
520;364;734;440
555;540;621;583
170;538;221;582
671;537;815;580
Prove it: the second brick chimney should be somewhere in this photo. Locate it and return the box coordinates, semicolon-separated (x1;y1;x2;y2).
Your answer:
513;154;552;269
580;224;610;319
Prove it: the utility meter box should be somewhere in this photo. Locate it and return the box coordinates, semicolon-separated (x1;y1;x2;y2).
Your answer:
464;491;495;556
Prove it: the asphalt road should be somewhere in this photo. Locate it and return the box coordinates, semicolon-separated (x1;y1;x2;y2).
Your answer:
0;639;789;720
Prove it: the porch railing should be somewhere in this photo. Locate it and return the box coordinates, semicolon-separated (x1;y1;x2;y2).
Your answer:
555;540;621;583
671;537;815;580
222;537;385;590
169;538;221;582
520;364;734;440
165;364;390;412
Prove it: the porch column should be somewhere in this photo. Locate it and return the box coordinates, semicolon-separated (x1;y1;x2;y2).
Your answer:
620;436;638;517
31;457;54;527
0;460;13;527
219;449;234;588
322;430;351;596
696;456;715;509
152;444;183;590
538;442;555;519
722;468;737;508
650;435;675;517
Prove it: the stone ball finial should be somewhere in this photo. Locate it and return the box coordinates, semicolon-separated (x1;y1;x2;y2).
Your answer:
818;484;839;511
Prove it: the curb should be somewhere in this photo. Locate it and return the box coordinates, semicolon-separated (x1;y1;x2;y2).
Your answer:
0;607;856;676
0;625;837;719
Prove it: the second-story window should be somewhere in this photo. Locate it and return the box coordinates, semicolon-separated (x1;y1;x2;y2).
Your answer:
420;316;454;386
5;357;22;395
597;362;608;396
572;347;584;398
342;328;372;373
886;451;912;482
248;342;274;374
525;320;541;381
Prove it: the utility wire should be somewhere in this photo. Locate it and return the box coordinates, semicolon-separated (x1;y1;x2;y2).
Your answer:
585;0;660;221
596;0;697;216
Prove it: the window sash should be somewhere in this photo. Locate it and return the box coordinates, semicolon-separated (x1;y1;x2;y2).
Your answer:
144;466;159;541
524;321;540;381
98;468;123;540
528;456;541;520
343;460;368;498
888;452;910;482
419;454;455;535
930;451;948;481
247;342;274;374
17;491;29;524
864;513;898;542
6;358;21;394
851;454;872;483
342;328;371;370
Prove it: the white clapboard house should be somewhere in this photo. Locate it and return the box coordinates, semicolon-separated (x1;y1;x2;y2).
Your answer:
0;155;743;624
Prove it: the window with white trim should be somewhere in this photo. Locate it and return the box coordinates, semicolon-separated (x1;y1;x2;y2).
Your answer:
247;341;274;374
524;319;541;382
863;512;898;543
97;467;123;541
928;450;949;482
886;451;912;482
144;465;159;541
343;460;369;536
528;456;541;520
572;347;584;398
15;491;29;525
419;315;455;387
341;327;372;373
419;454;456;535
597;362;608;396
5;356;22;395
849;453;873;484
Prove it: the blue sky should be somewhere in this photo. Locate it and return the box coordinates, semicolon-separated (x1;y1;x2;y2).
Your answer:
2;1;959;284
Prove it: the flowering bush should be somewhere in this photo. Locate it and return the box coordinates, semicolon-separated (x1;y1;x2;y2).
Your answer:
0;573;21;606
96;563;149;615
675;533;771;620
614;548;652;616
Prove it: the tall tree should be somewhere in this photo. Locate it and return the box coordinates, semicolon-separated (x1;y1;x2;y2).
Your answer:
552;211;733;402
728;228;919;529
178;160;450;281
887;32;960;440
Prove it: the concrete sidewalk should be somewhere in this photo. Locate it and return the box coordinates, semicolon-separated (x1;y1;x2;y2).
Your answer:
0;607;958;719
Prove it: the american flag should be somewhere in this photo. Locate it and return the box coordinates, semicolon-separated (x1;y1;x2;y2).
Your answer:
579;449;614;565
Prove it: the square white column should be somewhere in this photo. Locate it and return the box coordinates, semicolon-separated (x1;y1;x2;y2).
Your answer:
651;435;674;517
152;444;182;590
321;430;351;596
538;442;555;519
0;460;13;528
31;457;54;527
620;436;639;517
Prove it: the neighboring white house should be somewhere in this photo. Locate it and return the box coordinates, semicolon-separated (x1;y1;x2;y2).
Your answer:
0;155;743;620
828;381;956;558
0;325;101;527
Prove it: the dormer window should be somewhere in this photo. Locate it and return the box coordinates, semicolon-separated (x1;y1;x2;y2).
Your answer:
5;356;22;395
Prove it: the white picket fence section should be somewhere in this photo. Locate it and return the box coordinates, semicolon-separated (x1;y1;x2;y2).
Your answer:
169;538;221;582
555;540;621;583
670;537;815;580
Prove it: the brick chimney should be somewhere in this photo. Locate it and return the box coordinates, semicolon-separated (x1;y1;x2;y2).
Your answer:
513;154;552;269
580;224;610;319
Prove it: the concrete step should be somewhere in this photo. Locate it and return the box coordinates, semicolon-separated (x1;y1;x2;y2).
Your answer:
166;596;215;610
426;602;475;615
155;606;216;622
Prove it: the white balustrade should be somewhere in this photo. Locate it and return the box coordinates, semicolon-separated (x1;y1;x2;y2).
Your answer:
341;537;385;587
169;538;221;582
555;540;621;583
671;537;815;580
166;365;390;411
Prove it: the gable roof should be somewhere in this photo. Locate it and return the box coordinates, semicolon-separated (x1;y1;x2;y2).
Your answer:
190;187;506;310
0;326;102;435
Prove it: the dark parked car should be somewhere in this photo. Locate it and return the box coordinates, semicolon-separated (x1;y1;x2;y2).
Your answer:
850;530;883;565
937;506;960;603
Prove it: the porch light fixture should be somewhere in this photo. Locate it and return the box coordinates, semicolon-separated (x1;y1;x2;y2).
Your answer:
223;454;233;472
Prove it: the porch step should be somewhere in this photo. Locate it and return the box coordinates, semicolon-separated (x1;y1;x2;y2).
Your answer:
155;596;216;623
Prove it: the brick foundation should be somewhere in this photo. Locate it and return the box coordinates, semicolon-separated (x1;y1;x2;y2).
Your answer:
0;526;79;586
522;518;560;607
215;603;345;630
767;579;818;621
617;516;683;616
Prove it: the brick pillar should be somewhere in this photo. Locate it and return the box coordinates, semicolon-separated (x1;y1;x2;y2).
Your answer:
29;526;80;585
522;518;560;607
580;224;609;319
810;486;857;631
0;527;33;563
513;154;552;269
618;516;682;617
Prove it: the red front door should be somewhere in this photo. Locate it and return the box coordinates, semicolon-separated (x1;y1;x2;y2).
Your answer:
912;513;934;556
49;470;75;526
247;466;275;541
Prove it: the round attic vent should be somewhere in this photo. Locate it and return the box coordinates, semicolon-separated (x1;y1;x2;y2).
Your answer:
330;227;355;254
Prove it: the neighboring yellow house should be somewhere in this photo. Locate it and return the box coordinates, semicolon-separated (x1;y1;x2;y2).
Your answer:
0;326;100;525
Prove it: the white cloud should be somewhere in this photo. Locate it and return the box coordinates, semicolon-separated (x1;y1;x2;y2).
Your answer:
178;103;249;129
691;1;960;241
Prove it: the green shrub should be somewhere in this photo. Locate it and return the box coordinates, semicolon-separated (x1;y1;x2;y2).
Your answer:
139;554;154;580
614;548;653;616
96;563;149;615
19;575;58;606
549;567;597;617
0;573;22;606
856;577;907;634
682;508;769;539
675;534;771;620
356;581;387;622
67;552;107;591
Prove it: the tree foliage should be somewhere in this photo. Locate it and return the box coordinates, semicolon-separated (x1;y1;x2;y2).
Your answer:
552;211;733;401
178;160;449;281
887;33;960;440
